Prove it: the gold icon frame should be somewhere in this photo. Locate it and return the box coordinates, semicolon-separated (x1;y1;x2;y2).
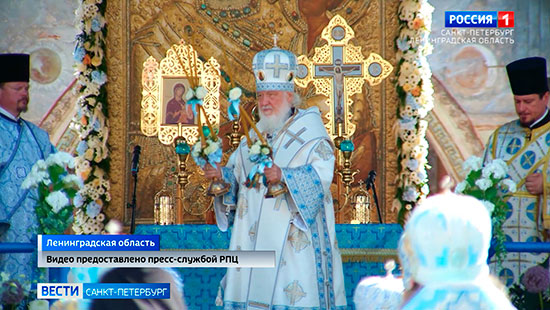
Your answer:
140;40;221;145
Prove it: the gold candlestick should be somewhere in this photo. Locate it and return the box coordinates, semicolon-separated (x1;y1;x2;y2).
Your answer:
174;137;190;200
334;121;358;209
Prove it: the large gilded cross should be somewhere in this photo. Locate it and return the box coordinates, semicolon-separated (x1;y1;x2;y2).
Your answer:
295;15;393;139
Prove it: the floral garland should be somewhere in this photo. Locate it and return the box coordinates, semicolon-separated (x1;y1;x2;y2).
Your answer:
393;0;435;224
70;0;109;234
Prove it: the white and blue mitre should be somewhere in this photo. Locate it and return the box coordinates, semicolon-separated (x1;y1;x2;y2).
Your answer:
252;45;297;92
401;192;516;310
353;261;404;310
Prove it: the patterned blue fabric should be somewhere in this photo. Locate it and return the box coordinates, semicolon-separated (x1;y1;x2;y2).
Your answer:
506;138;521;155
221;167;238;206
402;285;515;310
224;301;246;310
136;224;403;310
321;216;335;308
225;300;348;310
520;150;536;169
256;82;295;92
281;165;324;228
309;221;327;310
0;115;55;284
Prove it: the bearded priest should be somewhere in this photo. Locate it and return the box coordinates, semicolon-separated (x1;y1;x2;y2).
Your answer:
203;44;347;309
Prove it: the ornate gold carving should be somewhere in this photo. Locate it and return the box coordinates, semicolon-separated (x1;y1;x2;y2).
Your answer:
295;14;393;140
141;57;160;137
105;0;127;222
105;0;402;225
141;41;221;145
382;0;401;224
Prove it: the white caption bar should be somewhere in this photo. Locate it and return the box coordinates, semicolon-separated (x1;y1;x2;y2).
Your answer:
38;250;275;268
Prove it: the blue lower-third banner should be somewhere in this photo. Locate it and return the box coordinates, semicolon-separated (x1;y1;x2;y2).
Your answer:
37;283;170;299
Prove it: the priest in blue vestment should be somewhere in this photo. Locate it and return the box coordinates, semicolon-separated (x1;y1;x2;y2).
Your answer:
483;57;550;285
204;45;347;309
0;54;56;284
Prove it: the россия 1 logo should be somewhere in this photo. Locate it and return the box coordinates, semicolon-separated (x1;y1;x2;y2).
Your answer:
445;11;514;28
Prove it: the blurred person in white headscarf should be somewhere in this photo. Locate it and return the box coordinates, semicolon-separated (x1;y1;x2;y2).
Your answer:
399;191;516;310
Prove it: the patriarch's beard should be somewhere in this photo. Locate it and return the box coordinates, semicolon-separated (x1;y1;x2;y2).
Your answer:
257;100;292;135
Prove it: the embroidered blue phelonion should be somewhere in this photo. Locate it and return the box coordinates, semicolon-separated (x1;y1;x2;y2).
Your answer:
227;87;242;121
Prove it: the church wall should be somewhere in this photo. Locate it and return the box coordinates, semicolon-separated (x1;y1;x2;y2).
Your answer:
0;0;80;145
427;0;550;180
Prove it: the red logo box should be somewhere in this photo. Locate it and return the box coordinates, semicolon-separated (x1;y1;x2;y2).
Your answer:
498;11;514;28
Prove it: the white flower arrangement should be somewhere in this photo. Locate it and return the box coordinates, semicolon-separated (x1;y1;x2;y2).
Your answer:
191;127;223;168
249;143;261;155
394;0;435;224
249;140;271;158
228;87;242;100
71;0;109;234
45;191;70;214
481;200;495;214
21;152;83;235
500;178;517;193
475;178;493;191
462;156;483;173
186;86;208;100
244;140;273;189
402;186;420;202
481;159;508;179
455;155;517;264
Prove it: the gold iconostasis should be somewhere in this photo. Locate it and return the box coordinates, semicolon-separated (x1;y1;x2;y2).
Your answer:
103;0;401;225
